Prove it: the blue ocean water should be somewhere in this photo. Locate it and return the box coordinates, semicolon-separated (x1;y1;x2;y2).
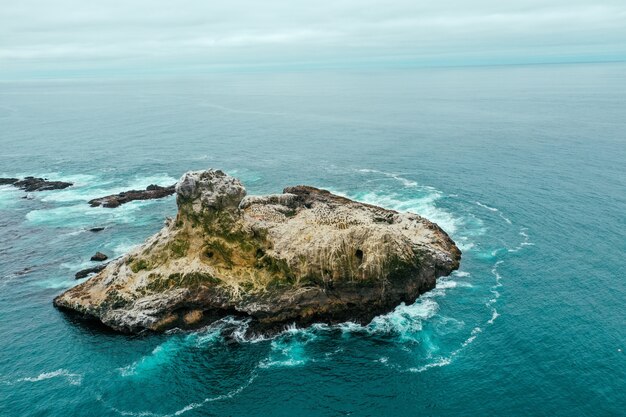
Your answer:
0;63;624;416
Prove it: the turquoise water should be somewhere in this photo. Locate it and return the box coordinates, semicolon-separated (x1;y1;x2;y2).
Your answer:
1;63;624;416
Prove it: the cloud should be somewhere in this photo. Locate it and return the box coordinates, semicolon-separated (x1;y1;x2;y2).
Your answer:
1;0;625;78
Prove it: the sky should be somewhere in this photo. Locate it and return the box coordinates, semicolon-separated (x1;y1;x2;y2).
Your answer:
1;0;626;79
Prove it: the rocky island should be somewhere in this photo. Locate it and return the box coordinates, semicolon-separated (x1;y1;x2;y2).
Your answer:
54;169;461;334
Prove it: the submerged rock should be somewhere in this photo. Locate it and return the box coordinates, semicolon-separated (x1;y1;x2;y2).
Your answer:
55;169;461;334
88;227;106;232
1;176;73;191
88;184;175;208
90;252;108;262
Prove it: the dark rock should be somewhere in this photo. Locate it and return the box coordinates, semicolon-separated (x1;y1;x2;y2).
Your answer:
11;177;73;192
88;184;175;208
0;178;19;185
75;264;107;279
89;227;106;232
90;252;108;262
15;267;33;276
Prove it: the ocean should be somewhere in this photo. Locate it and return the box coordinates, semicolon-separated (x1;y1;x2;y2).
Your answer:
0;63;624;416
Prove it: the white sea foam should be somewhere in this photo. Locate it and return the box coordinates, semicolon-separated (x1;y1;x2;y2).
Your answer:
491;261;504;286
369;298;439;337
12;369;83;386
260;326;320;368
111;241;141;257
408;357;452;373
475;201;498;212
508;228;534;252
499;213;513;225
436;279;473;290
487;308;500;324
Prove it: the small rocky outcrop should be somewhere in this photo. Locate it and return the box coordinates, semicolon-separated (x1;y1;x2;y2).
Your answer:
0;177;73;191
89;227;106;232
75;264;107;279
0;178;19;185
55;169;461;334
88;184;175;208
90;252;108;262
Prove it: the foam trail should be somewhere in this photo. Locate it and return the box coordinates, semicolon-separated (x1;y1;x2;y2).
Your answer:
476;201;512;224
9;369;83;386
106;370;258;417
487;308;500;324
475;201;498;212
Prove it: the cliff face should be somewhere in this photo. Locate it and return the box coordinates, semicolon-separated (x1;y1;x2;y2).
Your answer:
54;169;461;334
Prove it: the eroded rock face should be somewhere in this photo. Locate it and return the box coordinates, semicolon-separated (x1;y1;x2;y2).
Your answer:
54;169;461;334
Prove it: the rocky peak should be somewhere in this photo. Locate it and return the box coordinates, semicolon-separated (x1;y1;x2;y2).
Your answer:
175;169;246;213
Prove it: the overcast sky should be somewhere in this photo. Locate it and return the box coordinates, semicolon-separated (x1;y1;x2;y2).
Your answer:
1;0;626;78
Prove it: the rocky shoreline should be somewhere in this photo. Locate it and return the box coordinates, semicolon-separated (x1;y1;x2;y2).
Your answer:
54;169;461;335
